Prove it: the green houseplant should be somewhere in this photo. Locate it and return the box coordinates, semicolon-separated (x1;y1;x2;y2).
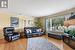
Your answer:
34;20;43;28
68;25;75;37
63;26;68;33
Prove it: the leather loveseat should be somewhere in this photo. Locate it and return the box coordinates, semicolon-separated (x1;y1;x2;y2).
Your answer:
24;27;44;38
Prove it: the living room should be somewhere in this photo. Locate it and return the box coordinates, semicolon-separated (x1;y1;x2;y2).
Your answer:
0;0;75;50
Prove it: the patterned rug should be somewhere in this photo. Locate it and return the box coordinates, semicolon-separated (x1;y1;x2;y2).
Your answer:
27;37;60;50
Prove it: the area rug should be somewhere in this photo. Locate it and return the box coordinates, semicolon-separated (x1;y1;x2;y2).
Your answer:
27;37;60;50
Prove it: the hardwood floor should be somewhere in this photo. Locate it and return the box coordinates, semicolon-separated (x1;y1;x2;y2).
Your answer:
0;35;73;50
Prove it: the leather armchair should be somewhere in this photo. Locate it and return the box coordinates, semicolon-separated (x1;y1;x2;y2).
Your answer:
3;27;20;42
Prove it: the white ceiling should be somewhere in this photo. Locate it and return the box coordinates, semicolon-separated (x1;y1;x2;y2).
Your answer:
0;0;75;17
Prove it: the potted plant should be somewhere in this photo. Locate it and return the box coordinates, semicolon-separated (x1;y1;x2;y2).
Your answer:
34;20;43;28
68;25;75;38
63;26;68;33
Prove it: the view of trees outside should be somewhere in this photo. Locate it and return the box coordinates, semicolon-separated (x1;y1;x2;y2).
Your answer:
52;17;65;27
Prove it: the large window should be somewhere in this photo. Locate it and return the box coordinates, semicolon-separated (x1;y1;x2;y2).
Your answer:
45;16;69;33
52;17;65;30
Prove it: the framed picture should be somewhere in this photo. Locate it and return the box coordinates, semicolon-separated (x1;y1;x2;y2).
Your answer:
10;17;19;27
28;20;33;25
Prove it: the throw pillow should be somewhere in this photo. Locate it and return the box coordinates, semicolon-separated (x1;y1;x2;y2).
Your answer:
26;29;32;33
36;29;41;32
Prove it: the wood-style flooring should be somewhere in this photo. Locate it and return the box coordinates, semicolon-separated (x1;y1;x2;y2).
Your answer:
0;35;73;50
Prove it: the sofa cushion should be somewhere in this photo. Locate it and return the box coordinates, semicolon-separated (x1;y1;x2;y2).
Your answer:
26;29;32;33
